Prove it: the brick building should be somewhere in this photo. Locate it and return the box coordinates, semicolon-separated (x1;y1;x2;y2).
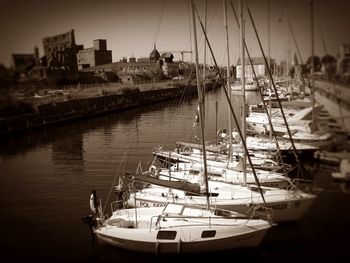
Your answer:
42;29;83;72
77;39;112;70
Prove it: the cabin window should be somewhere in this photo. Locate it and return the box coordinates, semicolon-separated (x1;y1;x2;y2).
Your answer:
157;230;177;240
201;230;216;238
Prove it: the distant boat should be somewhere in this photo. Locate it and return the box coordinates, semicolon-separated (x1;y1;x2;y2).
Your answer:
231;81;258;91
314;150;350;165
332;158;350;181
281;131;334;149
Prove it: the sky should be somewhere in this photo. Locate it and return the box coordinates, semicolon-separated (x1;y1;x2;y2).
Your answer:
0;0;349;68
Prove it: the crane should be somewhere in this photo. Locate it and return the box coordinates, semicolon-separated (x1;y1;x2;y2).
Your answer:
161;50;193;62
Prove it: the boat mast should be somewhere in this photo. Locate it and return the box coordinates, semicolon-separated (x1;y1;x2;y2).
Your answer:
193;5;267;205
311;0;316;130
268;0;272;139
191;0;210;209
203;0;207;83
229;0;284;167
240;0;247;184
247;7;303;168
267;0;270;71
202;0;207;134
224;0;233;163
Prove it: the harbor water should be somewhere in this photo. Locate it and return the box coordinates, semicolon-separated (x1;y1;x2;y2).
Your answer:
0;88;349;262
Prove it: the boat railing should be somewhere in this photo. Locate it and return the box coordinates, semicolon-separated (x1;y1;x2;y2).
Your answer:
249;204;274;223
289;178;315;193
110;200;127;213
151;212;251;230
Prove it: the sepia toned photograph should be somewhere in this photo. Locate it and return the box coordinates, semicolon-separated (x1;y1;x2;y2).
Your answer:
0;0;349;262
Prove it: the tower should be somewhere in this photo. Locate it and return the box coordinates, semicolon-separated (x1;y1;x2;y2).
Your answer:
34;46;40;65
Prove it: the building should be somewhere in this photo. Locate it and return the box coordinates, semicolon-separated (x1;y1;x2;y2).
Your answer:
129;56;136;63
337;44;350;78
279;60;288;76
12;46;42;79
84;47;180;80
42;29;83;71
12;54;35;72
137;57;150;62
150;45;160;62
236;57;276;80
160;52;174;63
77;39;112;70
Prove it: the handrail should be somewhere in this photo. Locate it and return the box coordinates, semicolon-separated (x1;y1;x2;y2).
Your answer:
110;200;127;213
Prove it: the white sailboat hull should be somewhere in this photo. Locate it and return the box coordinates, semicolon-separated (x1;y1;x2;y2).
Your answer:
153;151;291;188
173;162;291;188
127;182;316;223
94;205;271;254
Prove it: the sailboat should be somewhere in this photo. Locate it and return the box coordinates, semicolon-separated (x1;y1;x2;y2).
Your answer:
124;0;317;223
126;175;316;222
82;0;272;253
152;148;291;188
153;140;290;172
89;199;271;254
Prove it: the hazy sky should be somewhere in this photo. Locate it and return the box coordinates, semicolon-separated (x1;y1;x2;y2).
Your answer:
1;0;349;67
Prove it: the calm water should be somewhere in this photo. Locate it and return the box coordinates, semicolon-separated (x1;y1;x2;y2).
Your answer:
0;88;349;262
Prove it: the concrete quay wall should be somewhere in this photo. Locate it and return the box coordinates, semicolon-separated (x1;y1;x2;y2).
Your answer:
315;80;350;132
0;82;204;136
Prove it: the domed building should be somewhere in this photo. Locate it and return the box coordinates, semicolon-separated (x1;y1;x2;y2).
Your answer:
150;45;160;62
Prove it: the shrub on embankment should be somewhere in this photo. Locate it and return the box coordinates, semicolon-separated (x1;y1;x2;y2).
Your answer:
0;81;183;119
0;91;37;118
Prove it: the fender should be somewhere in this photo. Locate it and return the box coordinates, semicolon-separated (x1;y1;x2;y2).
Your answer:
89;190;97;213
89;194;96;213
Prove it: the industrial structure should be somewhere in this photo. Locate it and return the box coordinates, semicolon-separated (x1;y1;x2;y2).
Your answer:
77;39;112;70
42;29;83;72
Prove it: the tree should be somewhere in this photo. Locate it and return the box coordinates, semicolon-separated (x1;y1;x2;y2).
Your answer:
321;54;337;78
321;54;336;64
306;55;321;72
0;64;15;87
